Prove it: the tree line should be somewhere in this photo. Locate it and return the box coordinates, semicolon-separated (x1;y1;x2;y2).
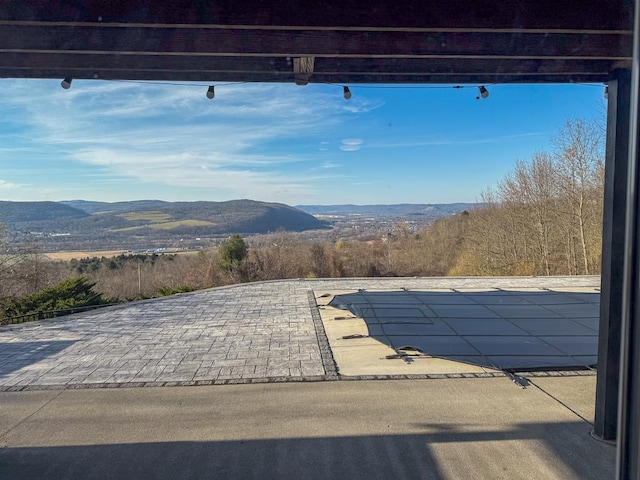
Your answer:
450;118;604;276
0;117;605;321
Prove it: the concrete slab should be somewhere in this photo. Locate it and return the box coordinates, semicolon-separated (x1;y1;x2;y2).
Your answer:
548;287;600;294
528;376;598;424
335;347;493;375
0;377;613;479
0;390;61;434
488;287;548;292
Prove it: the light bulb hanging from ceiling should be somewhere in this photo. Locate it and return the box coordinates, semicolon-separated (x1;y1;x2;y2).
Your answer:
206;85;215;99
476;85;489;99
61;77;73;89
343;86;352;100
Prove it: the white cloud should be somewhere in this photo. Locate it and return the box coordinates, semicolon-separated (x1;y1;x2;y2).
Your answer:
0;180;22;190
0;79;368;203
340;95;385;114
340;145;361;152
321;161;341;169
340;138;364;152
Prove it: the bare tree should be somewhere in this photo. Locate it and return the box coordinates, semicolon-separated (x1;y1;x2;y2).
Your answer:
449;118;604;277
553;119;604;274
498;153;559;275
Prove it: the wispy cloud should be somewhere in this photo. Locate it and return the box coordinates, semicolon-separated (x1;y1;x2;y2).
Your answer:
0;179;24;190
321;161;341;169
0;80;375;203
0;79;593;205
340;138;364;152
341;94;385;114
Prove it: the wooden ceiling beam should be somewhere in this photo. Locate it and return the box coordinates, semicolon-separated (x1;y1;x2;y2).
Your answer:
0;1;631;84
1;0;633;31
0;69;610;84
0;26;631;59
0;53;617;76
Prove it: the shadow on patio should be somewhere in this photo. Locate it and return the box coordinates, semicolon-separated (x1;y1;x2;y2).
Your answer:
0;340;77;379
0;420;613;480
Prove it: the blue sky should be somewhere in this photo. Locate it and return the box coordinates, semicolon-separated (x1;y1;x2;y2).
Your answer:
0;79;605;205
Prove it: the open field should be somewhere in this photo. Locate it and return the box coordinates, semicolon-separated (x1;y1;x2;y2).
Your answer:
44;249;202;261
44;250;129;261
149;220;215;229
113;219;214;232
117;211;171;222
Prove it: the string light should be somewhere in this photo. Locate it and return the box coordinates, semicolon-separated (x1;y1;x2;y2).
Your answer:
58;79;496;101
57;78;604;97
604;85;609;99
56;78;601;103
476;85;489;99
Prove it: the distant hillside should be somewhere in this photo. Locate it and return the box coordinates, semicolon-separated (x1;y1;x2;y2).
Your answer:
0;200;331;250
296;203;480;217
61;200;169;214
0;201;89;223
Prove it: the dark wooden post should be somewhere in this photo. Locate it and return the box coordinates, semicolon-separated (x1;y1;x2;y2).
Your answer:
595;68;631;441
617;1;640;476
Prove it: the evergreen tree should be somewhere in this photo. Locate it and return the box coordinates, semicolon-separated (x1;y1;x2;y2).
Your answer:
217;234;248;272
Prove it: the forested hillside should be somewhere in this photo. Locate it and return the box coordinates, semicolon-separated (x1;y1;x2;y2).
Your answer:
0;199;331;250
0;201;88;223
449;119;603;276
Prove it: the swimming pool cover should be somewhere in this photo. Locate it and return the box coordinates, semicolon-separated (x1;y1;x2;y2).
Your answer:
329;289;598;371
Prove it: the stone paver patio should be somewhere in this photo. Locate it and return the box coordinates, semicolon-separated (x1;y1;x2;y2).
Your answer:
0;277;600;390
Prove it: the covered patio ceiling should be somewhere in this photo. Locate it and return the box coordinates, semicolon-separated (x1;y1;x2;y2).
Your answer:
0;0;633;84
3;0;640;476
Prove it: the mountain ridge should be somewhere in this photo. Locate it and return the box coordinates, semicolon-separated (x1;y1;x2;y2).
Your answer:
0;200;330;251
0;201;89;223
296;203;480;216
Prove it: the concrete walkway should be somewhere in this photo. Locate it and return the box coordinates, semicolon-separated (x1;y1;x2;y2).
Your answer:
0;277;612;479
0;376;614;479
0;277;599;390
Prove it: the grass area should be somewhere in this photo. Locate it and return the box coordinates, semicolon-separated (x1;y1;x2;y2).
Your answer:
117;211;172;222
44;249;199;260
113;219;214;232
44;250;128;260
150;220;214;229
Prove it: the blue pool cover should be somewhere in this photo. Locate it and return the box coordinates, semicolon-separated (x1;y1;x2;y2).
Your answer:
329;289;599;372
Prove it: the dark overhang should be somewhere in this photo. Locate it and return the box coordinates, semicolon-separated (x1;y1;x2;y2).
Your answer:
0;0;633;84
